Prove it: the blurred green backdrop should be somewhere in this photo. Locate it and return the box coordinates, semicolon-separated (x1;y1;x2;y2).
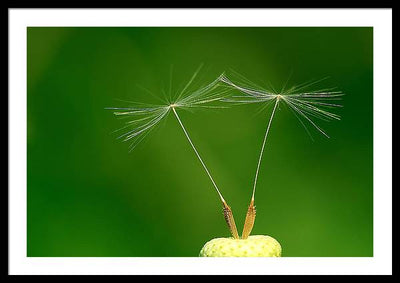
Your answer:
27;27;373;257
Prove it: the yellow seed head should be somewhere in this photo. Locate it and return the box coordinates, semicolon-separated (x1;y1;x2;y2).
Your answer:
199;235;282;257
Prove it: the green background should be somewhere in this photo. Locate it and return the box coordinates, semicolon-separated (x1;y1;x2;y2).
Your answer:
27;27;373;257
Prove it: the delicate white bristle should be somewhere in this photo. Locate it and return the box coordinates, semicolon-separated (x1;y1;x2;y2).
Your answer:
107;66;231;201
218;70;344;200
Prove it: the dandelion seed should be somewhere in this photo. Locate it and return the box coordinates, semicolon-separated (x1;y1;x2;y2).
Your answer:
219;70;344;239
106;66;240;238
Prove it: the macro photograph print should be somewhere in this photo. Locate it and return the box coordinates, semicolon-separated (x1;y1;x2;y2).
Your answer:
27;26;373;258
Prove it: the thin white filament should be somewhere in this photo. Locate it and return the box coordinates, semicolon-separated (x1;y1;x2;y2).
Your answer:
172;107;226;203
252;98;280;200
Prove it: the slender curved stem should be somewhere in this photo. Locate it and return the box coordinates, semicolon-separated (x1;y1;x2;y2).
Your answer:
252;98;280;200
172;107;225;202
172;107;240;239
242;98;279;239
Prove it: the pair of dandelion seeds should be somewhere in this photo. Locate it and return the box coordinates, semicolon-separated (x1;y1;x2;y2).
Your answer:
107;66;343;257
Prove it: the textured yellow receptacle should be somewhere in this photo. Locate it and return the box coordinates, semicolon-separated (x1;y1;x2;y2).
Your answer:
199;235;281;257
